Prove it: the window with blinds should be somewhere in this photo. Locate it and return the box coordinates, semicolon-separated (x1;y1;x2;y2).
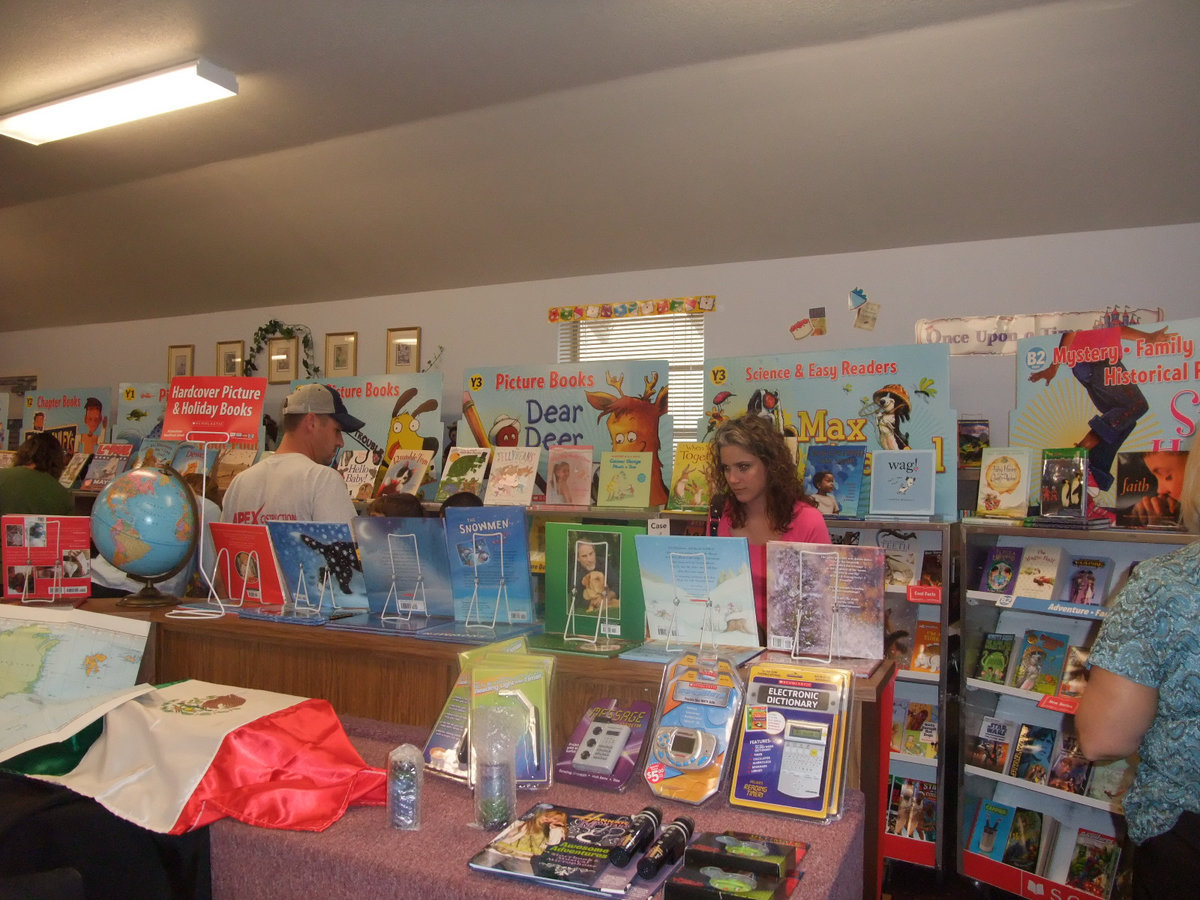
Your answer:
557;313;706;454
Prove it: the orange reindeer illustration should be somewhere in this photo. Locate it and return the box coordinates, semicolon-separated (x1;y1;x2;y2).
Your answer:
585;371;670;505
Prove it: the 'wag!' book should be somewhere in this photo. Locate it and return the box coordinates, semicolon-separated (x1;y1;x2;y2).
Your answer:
868;449;936;517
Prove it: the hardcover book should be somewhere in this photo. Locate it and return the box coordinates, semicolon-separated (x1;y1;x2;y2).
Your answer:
596;451;653;508
264;521;369;614
975;447;1033;519
1012;545;1063;601
885;775;938;842
132;438;180;470
956;417;990;469
1008;723;1058;784
867;449;936;517
973;632;1016;684
376;448;435;497
966;716;1017;774
345;516;454;628
208;522;288;605
918;549;943;588
764;540;886;660
484;445;542;507
978;546;1023;595
1039;447;1089;518
333;449;378;502
967;799;1016;862
2;514;92;600
1085;756;1137;811
544;444;594;507
211;446;258;495
1059;555;1112;606
665;441;712;512
58;452;91;489
882;549;919;588
1066;828;1121;900
902;701;937;759
0;451;15;470
443;504;535;626
890;698;909;753
909;621;941;675
1114;449;1188;528
802;444;866;518
79;443;134;491
1058;645;1091;699
169;444;219;480
1013;629;1070;694
434;446;492;502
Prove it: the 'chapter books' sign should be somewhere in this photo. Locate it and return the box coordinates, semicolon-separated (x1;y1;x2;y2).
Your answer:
459;361;674;506
702;343;957;519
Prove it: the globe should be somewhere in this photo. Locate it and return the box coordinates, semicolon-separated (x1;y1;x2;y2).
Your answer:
90;466;199;607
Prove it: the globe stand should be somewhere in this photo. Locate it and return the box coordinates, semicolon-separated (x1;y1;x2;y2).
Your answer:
117;578;183;609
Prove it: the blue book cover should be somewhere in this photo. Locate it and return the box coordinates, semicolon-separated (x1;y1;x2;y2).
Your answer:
133;438;180;470
803;444;867;517
1009;723;1059;784
444;505;535;625
264;521;369;614
351;516;454;620
868;449;937;517
170;443;219;478
968;799;1017;862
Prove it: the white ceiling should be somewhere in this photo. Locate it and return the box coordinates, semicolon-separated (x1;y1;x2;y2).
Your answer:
2;0;1198;333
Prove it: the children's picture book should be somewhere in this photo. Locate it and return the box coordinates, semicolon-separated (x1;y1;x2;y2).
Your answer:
169;444;219;481
1008;723;1058;784
868;449;936;517
208;522;288;605
1059;555;1112;606
1013;629;1070;694
264;521;369;614
554;697;654;791
765;541;885;660
883;595;919;670
1002;807;1053;874
978;546;1023;594
596;451;653;508
376;447;435;497
1048;725;1092;795
335;449;379;502
79;443;134;491
435;446;491;502
537;522;647;650
443;504;535;627
973;632;1016;684
1059;645;1091;699
882;549;919;589
544;444;594;506
802;444;866;518
210;446;258;495
890;698;909;753
966;716;1017;774
1066;828;1121;900
1085;755;1137;811
484;445;542;507
2;515;92;601
133;438;180;470
1012;545;1063;601
967;799;1016;861
624;537;758;664
113;382;167;446
902;702;935;758
665;441;712;512
1114;449;1188;528
58;452;91;489
957;417;990;469
1039;447;1089;518
909;621;941;674
975;447;1033;519
885;775;938;842
345;516;454;629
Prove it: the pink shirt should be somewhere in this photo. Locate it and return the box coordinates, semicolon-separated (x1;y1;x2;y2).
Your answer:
717;500;831;628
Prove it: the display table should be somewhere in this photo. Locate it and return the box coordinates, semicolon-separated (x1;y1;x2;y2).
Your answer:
210;716;865;900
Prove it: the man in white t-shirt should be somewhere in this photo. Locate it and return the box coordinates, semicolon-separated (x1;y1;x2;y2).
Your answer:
221;383;366;525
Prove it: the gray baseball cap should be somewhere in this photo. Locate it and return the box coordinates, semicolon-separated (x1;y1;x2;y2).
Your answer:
283;383;366;432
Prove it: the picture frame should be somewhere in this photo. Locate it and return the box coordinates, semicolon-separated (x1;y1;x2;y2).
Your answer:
325;332;358;378
167;344;194;379
267;335;300;384
385;327;421;374
216;340;245;377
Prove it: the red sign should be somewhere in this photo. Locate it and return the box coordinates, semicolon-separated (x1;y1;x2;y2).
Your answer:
161;377;267;443
907;585;942;604
1037;694;1079;715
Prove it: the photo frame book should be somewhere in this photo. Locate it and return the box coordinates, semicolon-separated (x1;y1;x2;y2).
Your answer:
867;449;936;517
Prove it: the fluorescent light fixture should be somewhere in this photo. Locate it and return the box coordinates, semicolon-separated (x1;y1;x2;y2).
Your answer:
0;59;237;145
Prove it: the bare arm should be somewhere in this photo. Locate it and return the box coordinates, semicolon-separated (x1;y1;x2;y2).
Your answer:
1075;666;1158;761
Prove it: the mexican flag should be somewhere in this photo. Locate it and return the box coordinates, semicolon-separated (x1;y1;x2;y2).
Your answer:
18;680;386;834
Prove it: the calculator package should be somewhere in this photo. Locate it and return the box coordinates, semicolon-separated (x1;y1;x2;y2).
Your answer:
643;651;745;805
728;661;853;822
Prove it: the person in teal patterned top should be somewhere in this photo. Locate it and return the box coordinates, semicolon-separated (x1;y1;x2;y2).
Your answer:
1077;443;1200;898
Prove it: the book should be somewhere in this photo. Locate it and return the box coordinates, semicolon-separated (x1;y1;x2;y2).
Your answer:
1039;447;1089;518
765;540;886;660
484;445;542;507
1059;645;1091;698
2;514;92;601
1002;807;1055;875
883;595;919;670
1066;828;1121;900
335;449;379;502
435;446;491;502
208;522;288;605
665;441;712;512
1114;449;1188;528
909;621;941;674
966;716;1017;774
132;438;180;470
1013;629;1070;694
443;504;535;626
375;447;434;497
957;417;990;469
349;515;454;623
1012;545;1063;601
544;444;594;507
265;521;369;614
79;443;134;491
890;698;908;753
596;451;653;508
979;546;1022;594
1048;724;1092;795
885;775;938;842
58;451;91;489
1008;723;1057;784
211;446;258;495
975;447;1033;519
169;443;219;480
802;444;866;518
1085;755;1137;811
902;702;934;758
882;549;919;588
867;449;936;517
967;799;1016;861
973;633;1016;685
1059;555;1112;606
917;549;943;588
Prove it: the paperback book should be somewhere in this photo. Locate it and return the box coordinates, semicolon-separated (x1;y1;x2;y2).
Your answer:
1002;807;1056;875
909;621;941;675
544;444;594;507
902;702;936;758
265;521;369;614
1059;556;1112;606
335;449;379;502
1012;545;1064;601
882;549;919;589
665;441;712;512
1114;449;1188;529
957;417;990;469
883;595;919;670
443;504;535;627
1008;723;1058;784
890;698;908;753
344;515;454;631
975;447;1033;519
765;541;886;660
484;445;542;507
967;799;1016;862
208;522;288;605
973;632;1016;684
803;444;866;518
169;443;219;480
58;452;91;489
1012;629;1070;694
1039;447;1089;519
596;451;653;508
1066;828;1121;900
885;776;937;842
978;546;1023;595
210;446;258;496
133;438;180;470
435;446;491;502
918;550;943;588
1085;756;1136;811
966;716;1017;774
1058;645;1091;699
1047;725;1092;795
867;449;936;517
2;514;92;600
376;447;435;497
80;443;134;491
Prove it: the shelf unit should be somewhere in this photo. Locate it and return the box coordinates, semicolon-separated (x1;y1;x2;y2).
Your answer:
956;521;1194;899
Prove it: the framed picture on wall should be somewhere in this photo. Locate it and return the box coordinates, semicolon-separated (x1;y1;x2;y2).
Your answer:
325;332;357;378
386;327;421;374
168;345;194;379
216;340;244;377
267;336;299;384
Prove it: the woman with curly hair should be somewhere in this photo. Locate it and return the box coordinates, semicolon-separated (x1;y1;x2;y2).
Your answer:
708;414;829;633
